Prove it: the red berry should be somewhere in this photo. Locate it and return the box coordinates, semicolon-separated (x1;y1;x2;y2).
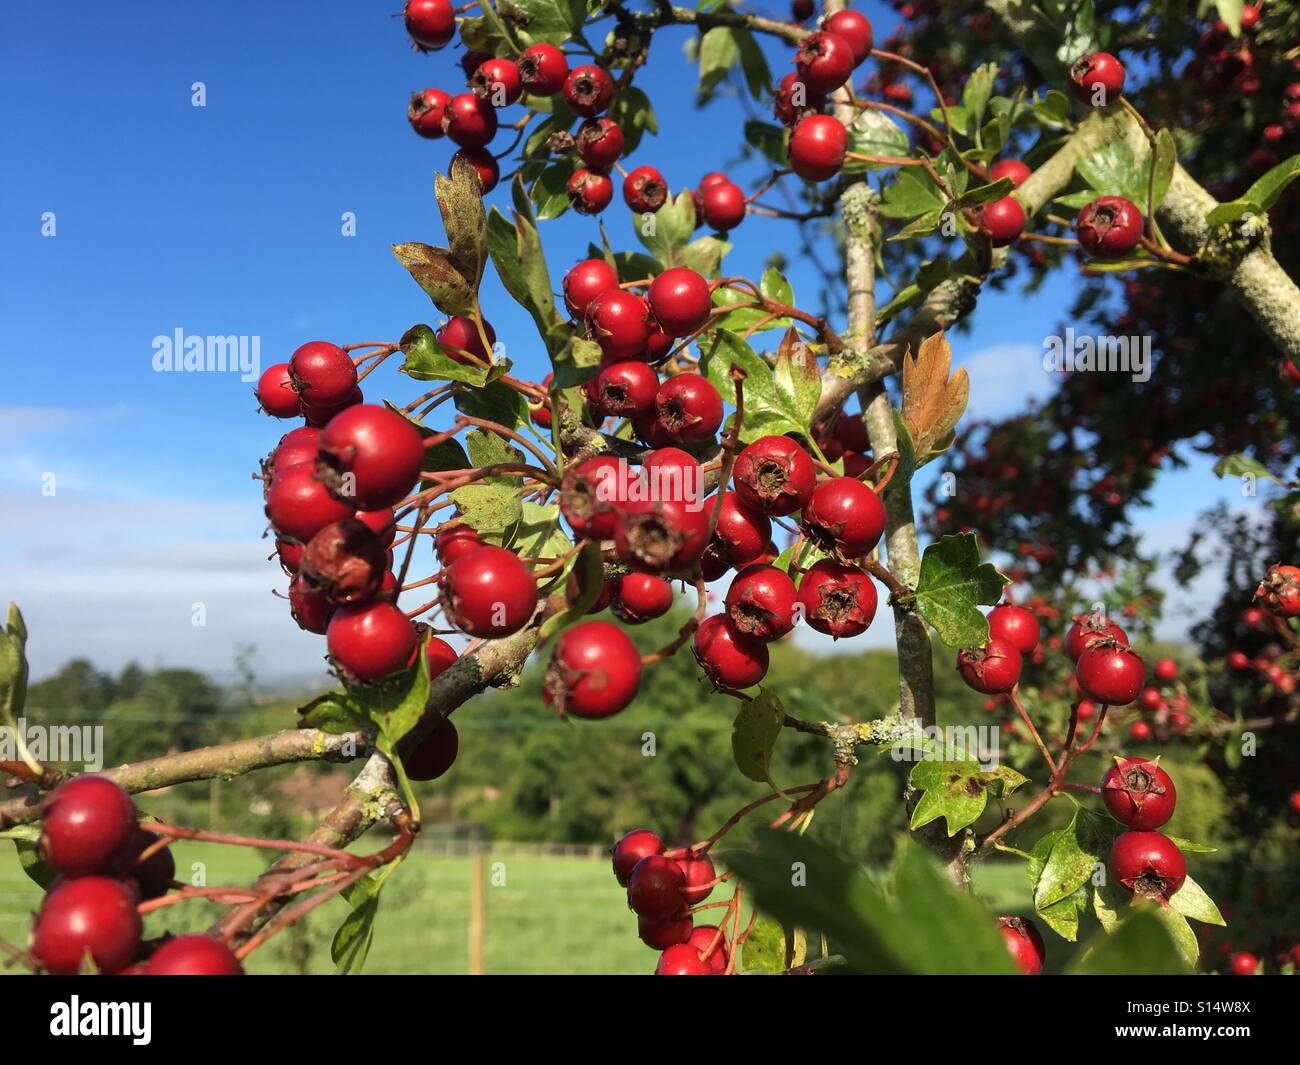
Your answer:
698;177;746;231
470;57;522;107
425;635;458;679
442;92;498;148
712;492;772;568
612;829;664;886
627;854;686;919
997;916;1046;975
1227;649;1250;670
1138;687;1163;711
988;604;1040;655
982;196;1026;247
1101;757;1177;830
301;385;362;427
289;573;334;633
655;942;712;975
1070;52;1125;105
1255;563;1300;616
31;877;142;975
1240;5;1261;30
823;10;873;66
789;113;849;182
562;64;614;117
1130;720;1153;742
452;147;499;194
653;374;724;444
989;159;1031;188
800;476;886;557
435;523;482;565
589;290;651;360
957;637;1023;694
615;497;712;574
732;435;816;515
688;924;729;973
437;315;496;364
1229;951;1259;976
404;0;454;49
1076;196;1143;259
595;360;659;417
563;258;620;319
624;165;669;213
146;934;244;975
267;438;319;483
795;31;855;94
266;466;355;544
693;614;769;688
648;267;712;338
1065;615;1129;660
560;455;624;540
640;912;693;950
256;362;301;418
441;545;538;638
576;117;624;169
643;446;705;503
300;518;388;605
318;403;425;510
545;619;642;718
726;564;799;640
774;71;826;125
289;340;356;408
408;88;451;139
1153;657;1177;682
833;413;870;453
678;851;717;903
398;718;459;780
1109;830;1186;899
796;559;878;638
519;42;569;96
39;776;137;877
1076;642;1145;705
327;601;418;683
612;572;675;624
113;828;176;900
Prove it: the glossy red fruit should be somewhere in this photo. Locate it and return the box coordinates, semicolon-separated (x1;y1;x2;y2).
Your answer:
833;413;870;453
613;572;674;624
289;573;334;633
988;604;1040;655
694;614;769;688
408;88;451;138
612;829;664;886
266;466;354;544
568;167;613;214
451;147;499;194
1229;951;1259;976
640;912;693;949
774;71;826;125
698;177;746;231
471;57;522;106
519;42;569;96
801;476;886;557
31;877;142;975
398;719;459;781
560;456;624;539
732;435;816;515
437;315;496;364
624;165;669;213
654;374;724;444
627;855;687;919
289;340;356;407
726;564;798;640
823;10;873;66
113;828;175;900
678;852;716;903
1109;830;1186;899
957;637;1023;694
545;620;642;719
615;498;712;574
1130;720;1153;742
1153;657;1177;682
256;362;301;418
39;776;137;877
1239;5;1261;30
1070;51;1126;106
795;31;855;94
301;385;362;427
1254;563;1300;616
300;518;387;605
354;508;397;550
642;446;705;503
1076;196;1143;259
1065;615;1129;660
424;635;458;678
1101;757;1177;830
589;290;651;359
982;196;1026;247
404;0;455;49
989;159;1031;188
563;259;620;319
267;438;318;482
441;546;538;638
656;942;712;975
563;64;614;117
146;934;244;976
576;117;624;169
688;924;729;974
648;268;712;338
997;916;1045;975
1139;687;1162;711
789;114;848;182
797;559;878;638
596;360;659;417
435;523;482;566
442;92;498;148
1227;649;1250;671
327;601;418;683
713;493;772;567
1076;643;1145;705
318;404;425;510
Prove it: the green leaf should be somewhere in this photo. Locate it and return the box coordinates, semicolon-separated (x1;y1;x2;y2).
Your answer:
610;86;657;154
771;327;821;431
7;826;56;889
331;866;397;975
1168;875;1226;926
437;155;488;288
890;410;917;492
1030;89;1071;128
962;62;997;132
878;169;945;219
536;541;605;644
509;501;570;563
744;119;787;166
843;111;909;173
1028;813;1103;912
551;335;603;389
952;177;1014;209
392;243;476;317
397;323;502;387
531;157;578;220
739;915;793;974
1211;452;1288;486
1204;199;1261;228
450;483;524;534
911;533;1009;647
1070;907;1192;975
696;26;739;100
1242;152;1300;211
734;29;770;100
1076;140;1146;202
297;692;367;734
1149;128;1177;211
680;236;731;277
0;603;30;726
502;0;585;45
909;759;1028;836
877;259;953;327
731;690;784;785
634;190;697;268
454;379;531;430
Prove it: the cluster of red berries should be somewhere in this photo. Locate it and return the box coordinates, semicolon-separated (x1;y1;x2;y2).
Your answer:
610;829;730;975
29;775;242;975
1104;757;1190;903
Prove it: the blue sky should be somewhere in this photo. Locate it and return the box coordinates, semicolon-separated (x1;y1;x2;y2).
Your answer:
0;2;1256;681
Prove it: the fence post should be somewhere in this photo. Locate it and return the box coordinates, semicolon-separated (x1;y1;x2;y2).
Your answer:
468;850;486;975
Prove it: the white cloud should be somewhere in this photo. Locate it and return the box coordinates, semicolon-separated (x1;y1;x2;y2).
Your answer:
956;342;1054;419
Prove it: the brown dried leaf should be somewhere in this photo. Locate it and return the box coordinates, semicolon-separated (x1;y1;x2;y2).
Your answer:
901;332;968;462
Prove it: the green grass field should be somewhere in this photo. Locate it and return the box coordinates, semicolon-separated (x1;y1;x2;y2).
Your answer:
0;840;1034;975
